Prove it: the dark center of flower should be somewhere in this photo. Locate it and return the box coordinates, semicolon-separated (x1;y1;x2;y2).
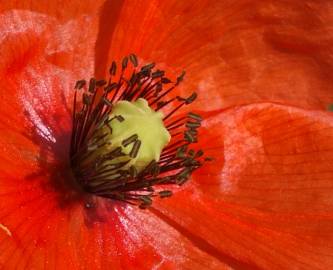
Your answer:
70;54;208;208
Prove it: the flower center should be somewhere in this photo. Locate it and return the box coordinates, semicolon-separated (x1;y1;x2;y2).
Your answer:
70;54;208;208
88;98;171;172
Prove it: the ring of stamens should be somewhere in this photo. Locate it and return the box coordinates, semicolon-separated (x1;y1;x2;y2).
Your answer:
70;54;209;208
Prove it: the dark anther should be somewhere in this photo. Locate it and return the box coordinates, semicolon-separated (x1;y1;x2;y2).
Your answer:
176;145;187;158
176;92;198;104
75;80;86;89
152;70;165;79
96;80;107;87
129;54;138;67
88;78;96;93
140;69;150;77
115;115;125;122
176;71;186;85
189;128;198;135
139;195;152;205
109;61;117;75
184;130;196;143
142;63;155;70
151;164;160;177
122;56;129;70
141;63;155;72
105;82;118;93
130;140;141;158
161;77;172;84
139;197;152;209
185;92;197;104
159;190;173;198
186;121;201;128
176;96;186;102
122;134;139;147
188;112;202;122
195;150;204;158
188;149;195;157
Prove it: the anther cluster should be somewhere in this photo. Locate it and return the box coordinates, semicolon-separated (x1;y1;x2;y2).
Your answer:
70;54;207;208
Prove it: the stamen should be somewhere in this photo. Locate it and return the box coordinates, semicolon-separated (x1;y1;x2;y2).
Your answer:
70;54;209;207
159;190;173;198
129;140;141;158
129;54;138;67
122;134;138;147
75;79;86;90
88;78;96;93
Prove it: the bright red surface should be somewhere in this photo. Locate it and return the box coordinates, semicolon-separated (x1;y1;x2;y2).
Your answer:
0;1;333;269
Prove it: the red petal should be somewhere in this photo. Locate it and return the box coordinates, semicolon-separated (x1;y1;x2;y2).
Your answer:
0;196;232;269
153;104;333;269
99;1;333;110
0;1;105;21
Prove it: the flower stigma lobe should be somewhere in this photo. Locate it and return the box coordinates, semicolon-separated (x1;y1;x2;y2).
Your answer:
91;98;171;172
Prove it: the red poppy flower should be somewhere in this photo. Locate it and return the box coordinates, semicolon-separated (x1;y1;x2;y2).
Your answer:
1;1;333;269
